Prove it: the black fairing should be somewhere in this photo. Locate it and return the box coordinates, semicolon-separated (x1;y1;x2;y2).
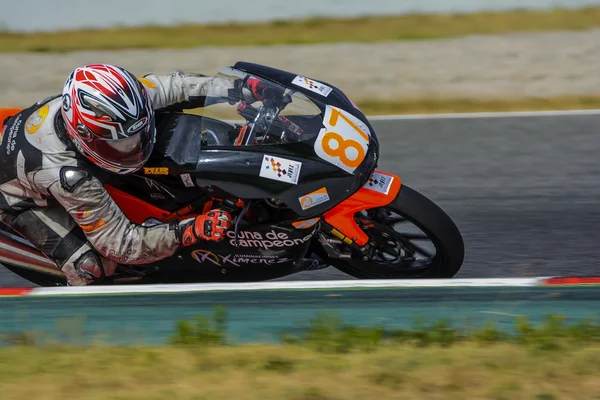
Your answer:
106;62;379;216
195;149;357;217
233;61;374;129
231;61;380;203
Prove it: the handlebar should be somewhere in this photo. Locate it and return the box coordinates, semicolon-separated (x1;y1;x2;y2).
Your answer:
236;101;304;146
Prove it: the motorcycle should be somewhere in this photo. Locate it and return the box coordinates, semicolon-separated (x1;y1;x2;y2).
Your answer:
0;62;465;286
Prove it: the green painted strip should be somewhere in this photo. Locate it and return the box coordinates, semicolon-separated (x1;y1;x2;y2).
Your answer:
1;286;599;346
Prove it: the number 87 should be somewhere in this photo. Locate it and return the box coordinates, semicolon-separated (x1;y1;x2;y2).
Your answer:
318;107;370;172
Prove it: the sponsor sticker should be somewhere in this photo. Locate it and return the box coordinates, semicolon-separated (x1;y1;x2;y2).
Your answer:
144;178;176;198
314;105;371;174
25;105;49;135
107;248;152;263
363;171;394;195
180;173;195;188
127;117;148;134
0;124;6;146
191;250;293;268
292;75;333;97
5;115;22;155
78;219;107;233
224;228;313;249
259;154;302;185
292;218;321;229
144;167;169;175
74;210;92;219
299;187;330;210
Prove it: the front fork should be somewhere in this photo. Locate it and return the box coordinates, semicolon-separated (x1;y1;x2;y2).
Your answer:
318;170;402;255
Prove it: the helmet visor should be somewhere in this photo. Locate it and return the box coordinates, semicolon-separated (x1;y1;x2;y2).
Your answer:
89;117;155;171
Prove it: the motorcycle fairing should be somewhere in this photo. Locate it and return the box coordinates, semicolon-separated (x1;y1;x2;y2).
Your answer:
0;108;22;126
233;61;372;130
117;112;377;219
323;170;402;246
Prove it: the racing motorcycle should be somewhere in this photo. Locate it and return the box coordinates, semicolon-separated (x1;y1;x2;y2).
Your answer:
0;62;464;286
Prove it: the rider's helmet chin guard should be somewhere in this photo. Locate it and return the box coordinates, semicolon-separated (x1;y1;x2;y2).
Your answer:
61;63;156;175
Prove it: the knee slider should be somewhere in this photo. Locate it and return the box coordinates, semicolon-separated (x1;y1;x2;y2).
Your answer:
74;250;105;283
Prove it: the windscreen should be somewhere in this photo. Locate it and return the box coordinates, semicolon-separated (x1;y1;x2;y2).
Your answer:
190;67;326;147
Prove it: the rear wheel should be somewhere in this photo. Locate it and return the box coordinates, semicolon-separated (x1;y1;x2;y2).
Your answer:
320;185;464;279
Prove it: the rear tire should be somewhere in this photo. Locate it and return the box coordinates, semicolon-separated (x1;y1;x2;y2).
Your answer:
324;184;465;279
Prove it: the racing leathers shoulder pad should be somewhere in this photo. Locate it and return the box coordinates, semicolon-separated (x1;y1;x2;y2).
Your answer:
59;167;91;193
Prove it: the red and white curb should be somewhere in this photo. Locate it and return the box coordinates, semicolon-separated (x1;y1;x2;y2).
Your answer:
1;276;600;297
0;288;36;297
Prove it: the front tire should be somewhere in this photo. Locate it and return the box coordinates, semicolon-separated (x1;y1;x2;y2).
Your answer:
323;184;465;279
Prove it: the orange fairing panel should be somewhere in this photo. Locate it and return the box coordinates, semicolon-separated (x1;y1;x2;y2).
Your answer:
104;184;170;225
0;108;23;124
323;170;402;246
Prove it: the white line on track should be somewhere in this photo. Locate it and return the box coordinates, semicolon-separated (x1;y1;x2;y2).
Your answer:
27;277;553;296
367;109;600;121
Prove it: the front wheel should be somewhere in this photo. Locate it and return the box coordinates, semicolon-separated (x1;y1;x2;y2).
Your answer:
320;185;465;279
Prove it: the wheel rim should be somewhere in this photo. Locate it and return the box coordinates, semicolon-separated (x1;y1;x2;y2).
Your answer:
354;207;440;273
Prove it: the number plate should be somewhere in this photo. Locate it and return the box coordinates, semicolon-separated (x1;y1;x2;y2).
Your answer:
314;105;371;174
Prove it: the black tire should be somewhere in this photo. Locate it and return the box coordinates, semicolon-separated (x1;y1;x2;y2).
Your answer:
324;184;465;279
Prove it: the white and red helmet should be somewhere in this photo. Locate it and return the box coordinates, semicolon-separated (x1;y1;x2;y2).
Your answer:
61;64;156;174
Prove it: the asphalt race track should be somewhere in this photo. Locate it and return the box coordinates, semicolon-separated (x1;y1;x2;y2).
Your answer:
2;112;600;286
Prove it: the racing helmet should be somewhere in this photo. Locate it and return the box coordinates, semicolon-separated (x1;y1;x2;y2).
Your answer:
61;63;156;174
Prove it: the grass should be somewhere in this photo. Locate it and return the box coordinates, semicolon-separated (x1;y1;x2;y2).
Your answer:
2;342;600;399
3;7;600;52
3;310;600;399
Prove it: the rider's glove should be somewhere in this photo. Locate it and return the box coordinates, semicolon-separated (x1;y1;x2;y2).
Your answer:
244;77;268;101
230;76;290;105
231;76;268;104
179;209;232;247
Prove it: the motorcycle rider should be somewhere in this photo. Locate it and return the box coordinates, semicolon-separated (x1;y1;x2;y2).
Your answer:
0;63;269;286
